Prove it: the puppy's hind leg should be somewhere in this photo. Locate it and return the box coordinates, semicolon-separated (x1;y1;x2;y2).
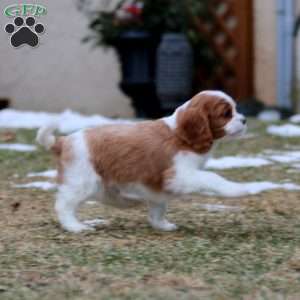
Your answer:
148;201;177;231
54;130;106;233
55;182;99;233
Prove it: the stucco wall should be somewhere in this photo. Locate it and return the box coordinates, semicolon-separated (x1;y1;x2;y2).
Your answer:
0;0;291;112
296;0;300;16
253;0;277;106
295;0;300;112
0;0;134;117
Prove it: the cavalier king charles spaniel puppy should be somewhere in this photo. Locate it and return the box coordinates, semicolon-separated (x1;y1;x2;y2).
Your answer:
37;90;249;233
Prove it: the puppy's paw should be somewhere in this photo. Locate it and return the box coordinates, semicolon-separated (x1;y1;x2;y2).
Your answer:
151;220;178;231
220;182;269;198
243;182;278;195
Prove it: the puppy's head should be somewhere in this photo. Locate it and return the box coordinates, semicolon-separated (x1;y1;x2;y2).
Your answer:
176;90;247;153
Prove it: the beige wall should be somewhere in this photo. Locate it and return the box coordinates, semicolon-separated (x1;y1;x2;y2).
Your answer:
295;0;300;112
0;0;134;117
296;0;300;15
253;0;277;106
0;0;296;112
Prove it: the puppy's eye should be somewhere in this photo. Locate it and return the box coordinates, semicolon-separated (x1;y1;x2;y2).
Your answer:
223;109;232;118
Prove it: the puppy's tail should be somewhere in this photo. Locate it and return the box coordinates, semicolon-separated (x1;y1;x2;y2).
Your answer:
36;122;58;150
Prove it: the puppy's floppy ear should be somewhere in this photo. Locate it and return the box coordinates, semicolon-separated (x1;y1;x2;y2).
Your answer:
176;108;213;153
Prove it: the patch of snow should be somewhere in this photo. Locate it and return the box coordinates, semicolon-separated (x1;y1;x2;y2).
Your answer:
83;219;107;226
86;201;97;205
290;114;300;123
58;110;131;133
206;156;271;170
201;181;300;197
14;181;57;191
0;109;131;133
205;151;300;170
287;163;300;173
0;109;56;129
264;151;300;163
27;170;57;178
0;143;37;152
275;182;300;191
258;110;281;122
267;124;300;137
269;155;300;163
199;204;242;212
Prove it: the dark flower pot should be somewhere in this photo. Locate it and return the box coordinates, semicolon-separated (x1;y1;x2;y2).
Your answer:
115;30;162;118
156;33;194;112
0;98;10;110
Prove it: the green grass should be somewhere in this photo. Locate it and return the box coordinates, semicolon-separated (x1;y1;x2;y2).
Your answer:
0;120;300;300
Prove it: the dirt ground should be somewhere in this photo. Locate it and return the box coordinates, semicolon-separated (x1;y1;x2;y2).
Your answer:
0;120;300;300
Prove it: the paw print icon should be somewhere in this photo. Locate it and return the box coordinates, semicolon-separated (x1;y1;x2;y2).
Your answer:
5;17;45;48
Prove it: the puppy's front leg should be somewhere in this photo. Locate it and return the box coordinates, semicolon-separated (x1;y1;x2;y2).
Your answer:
167;170;253;198
148;201;177;231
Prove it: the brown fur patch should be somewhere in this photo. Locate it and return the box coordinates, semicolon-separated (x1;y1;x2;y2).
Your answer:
51;137;73;184
86;121;179;191
176;93;232;152
176;107;213;153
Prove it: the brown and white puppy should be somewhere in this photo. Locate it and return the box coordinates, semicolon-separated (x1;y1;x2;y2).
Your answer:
37;91;248;232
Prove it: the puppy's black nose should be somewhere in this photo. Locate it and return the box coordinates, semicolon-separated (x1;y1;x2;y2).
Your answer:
241;117;247;125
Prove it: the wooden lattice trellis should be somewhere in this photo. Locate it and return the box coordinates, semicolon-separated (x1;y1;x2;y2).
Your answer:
195;0;253;100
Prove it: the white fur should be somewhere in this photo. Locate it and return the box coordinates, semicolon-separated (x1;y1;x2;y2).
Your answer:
165;151;253;197
54;131;101;232
225;112;247;137
200;90;235;105
36;122;57;150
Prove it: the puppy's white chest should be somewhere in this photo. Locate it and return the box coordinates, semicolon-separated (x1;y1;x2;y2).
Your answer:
174;151;211;171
